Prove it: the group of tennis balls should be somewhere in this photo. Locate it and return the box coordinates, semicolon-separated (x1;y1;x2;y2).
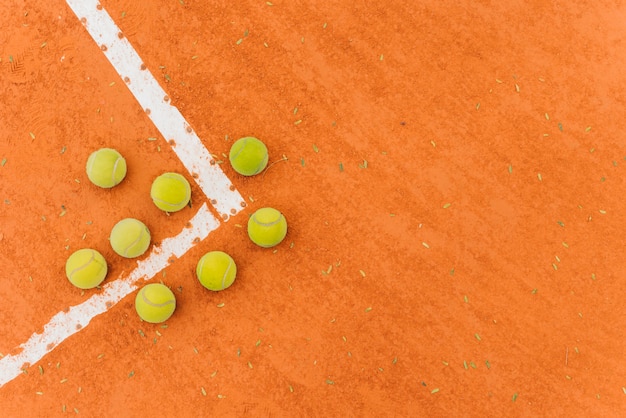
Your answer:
65;136;287;323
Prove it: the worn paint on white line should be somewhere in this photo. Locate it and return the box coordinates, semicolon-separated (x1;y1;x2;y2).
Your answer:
0;203;220;388
65;0;245;220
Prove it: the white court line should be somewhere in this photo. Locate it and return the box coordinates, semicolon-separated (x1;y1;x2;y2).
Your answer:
0;204;220;388
67;0;245;219
0;0;245;388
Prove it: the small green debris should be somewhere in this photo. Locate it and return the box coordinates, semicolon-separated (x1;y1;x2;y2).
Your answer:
379;54;384;61
463;361;468;370
392;356;398;364
469;361;477;369
558;122;563;132
485;360;491;369
422;242;429;249
128;370;135;378
476;102;480;110
475;333;481;341
236;38;243;45
365;307;373;313
431;388;440;394
201;387;207;396
294;119;302;125
508;164;513;174
300;158;305;167
442;203;451;209
557;221;565;227
1;158;7;166
537;173;543;181
512;393;518;402
585;126;592;132
359;270;366;277
266;1;273;5
339;162;344;172
464;295;469;303
545;113;550;120
313;144;319;153
326;379;335;385
531;288;538;294
442;361;449;366
38;366;44;375
450;268;455;276
359;159;368;169
289;385;294;393
36;391;43;396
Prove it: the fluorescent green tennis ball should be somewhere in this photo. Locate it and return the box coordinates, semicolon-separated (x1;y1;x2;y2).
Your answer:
110;218;151;258
196;251;237;291
135;283;176;323
247;207;288;248
65;248;108;289
229;136;269;176
150;172;191;212
86;148;127;188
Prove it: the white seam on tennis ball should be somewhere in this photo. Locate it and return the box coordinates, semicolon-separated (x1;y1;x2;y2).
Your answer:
252;154;268;175
253;213;283;227
152;176;190;207
230;137;247;161
221;258;232;290
141;287;175;307
68;250;96;280
111;155;122;186
86;153;95;181
123;224;147;257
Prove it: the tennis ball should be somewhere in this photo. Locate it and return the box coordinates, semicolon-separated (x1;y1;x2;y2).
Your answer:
65;248;108;289
110;218;151;258
135;283;176;323
196;251;237;291
229;136;269;176
86;148;127;188
247;207;288;248
150;172;191;212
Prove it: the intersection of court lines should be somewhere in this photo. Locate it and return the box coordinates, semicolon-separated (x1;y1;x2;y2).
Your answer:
0;1;245;386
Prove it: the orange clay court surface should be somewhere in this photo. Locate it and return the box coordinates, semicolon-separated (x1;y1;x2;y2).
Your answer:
1;0;626;416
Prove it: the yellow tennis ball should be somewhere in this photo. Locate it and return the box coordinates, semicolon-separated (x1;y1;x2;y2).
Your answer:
229;136;269;176
247;207;288;248
196;251;237;291
135;283;176;323
110;218;151;258
86;148;127;188
150;172;191;212
65;248;108;289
